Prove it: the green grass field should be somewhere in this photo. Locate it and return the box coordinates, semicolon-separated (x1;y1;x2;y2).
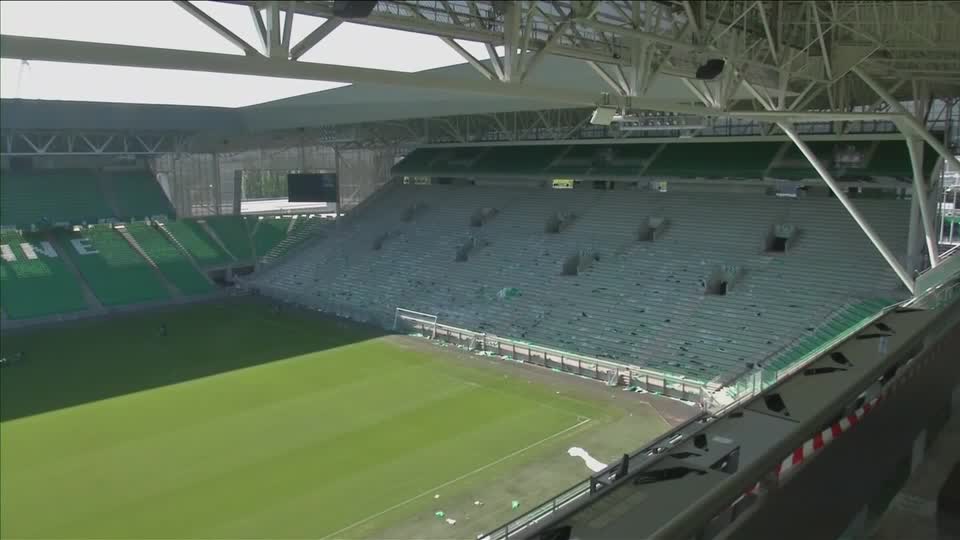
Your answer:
0;299;668;539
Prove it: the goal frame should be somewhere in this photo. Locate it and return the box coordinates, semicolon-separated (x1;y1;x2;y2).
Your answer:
393;307;439;339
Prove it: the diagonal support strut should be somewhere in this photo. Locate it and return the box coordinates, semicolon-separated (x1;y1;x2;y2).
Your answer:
778;121;915;294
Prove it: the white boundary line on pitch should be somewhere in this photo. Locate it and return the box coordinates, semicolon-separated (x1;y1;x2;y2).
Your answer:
320;416;593;540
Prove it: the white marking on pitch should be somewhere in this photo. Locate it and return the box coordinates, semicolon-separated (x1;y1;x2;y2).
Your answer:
567;447;607;472
321;417;591;540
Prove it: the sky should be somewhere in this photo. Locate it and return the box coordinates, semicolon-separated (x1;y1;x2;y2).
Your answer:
0;1;495;107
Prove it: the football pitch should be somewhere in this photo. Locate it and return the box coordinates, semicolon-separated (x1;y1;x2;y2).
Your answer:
0;299;673;539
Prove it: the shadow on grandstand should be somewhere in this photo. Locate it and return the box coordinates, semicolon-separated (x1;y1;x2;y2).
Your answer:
0;299;388;422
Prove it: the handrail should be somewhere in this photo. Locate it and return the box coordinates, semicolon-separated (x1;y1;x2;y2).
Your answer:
940;243;960;260
480;411;709;540
482;266;960;540
772;299;896;382
394;308;703;390
701;299;863;415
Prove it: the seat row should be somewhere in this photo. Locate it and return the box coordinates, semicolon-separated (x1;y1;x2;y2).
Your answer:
252;184;909;383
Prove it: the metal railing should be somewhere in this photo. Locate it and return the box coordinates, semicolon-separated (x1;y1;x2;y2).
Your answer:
394;308;707;402
479;412;710;540
482;258;960;540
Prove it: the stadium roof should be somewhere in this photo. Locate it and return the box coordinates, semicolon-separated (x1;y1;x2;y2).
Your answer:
2;54;784;133
1;1;958;157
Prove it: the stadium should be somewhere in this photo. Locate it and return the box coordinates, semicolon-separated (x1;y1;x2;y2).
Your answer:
1;1;959;539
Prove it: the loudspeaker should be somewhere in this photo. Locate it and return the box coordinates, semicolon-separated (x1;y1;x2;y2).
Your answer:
695;58;726;80
589;106;617;126
332;0;377;18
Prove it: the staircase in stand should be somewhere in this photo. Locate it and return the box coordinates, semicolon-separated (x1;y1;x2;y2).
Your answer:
260;219;327;265
48;232;105;313
198;220;238;263
115;225;183;298
156;222;211;278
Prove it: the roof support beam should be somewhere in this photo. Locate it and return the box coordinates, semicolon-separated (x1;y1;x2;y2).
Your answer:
281;1;295;52
518;21;570;81
852;66;960;174
485;44;505;80
249;6;268;53
809;1;833;80
502;1;521;82
0;34;637;108
906;136;940;268
682;78;717;108
789;81;823;111
465;1;504;81
402;2;494;81
174;1;262;57
757;2;778;64
265;1;285;58
741;79;775;111
289;18;342;61
587;61;627;96
440;37;494;80
2;34;934;127
778;121;915;294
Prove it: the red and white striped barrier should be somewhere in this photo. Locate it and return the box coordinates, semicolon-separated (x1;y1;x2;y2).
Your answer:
748;348;929;495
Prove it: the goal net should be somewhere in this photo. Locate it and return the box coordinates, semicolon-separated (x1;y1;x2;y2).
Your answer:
393;308;439;339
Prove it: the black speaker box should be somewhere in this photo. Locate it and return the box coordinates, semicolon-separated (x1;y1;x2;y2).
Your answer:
332;0;377;18
695;58;726;80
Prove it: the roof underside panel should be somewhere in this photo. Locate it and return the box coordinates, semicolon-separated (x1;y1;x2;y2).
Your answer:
393;140;940;181
0;99;241;131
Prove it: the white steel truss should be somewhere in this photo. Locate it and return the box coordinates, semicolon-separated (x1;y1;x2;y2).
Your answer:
1;1;958;116
0;131;190;156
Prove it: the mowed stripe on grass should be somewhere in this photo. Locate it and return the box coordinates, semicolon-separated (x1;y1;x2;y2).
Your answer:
0;301;605;539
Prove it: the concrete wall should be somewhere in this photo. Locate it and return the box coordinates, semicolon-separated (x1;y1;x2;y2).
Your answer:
725;309;960;540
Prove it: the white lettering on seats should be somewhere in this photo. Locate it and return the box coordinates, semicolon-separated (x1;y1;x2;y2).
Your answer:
26;241;59;259
0;244;14;262
71;238;98;255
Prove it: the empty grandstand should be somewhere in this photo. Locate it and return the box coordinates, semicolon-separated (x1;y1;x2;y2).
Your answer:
0;170;324;319
253;179;911;387
2;2;960;540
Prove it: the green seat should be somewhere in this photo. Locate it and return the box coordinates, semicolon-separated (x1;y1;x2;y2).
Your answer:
204;216;253;262
865;141;940;178
764;298;891;379
252;217;292;257
58;226;169;306
105;170;175;219
261;217;327;262
1;169;113;227
472;146;565;174
645;143;782;178
768;141;873;180
392;148;444;175
126;223;214;296
164;221;232;268
0;231;88;319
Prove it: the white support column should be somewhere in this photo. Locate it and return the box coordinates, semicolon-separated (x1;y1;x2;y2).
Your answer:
281;1;294;52
906;137;940;268
484;43;505;80
265;1;285;59
440;37;494;80
289;19;342;61
906;191;923;273
852;66;960;174
502;2;520;82
778;121;916;293
211;152;222;215
175;1;262;57
587;61;627;96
